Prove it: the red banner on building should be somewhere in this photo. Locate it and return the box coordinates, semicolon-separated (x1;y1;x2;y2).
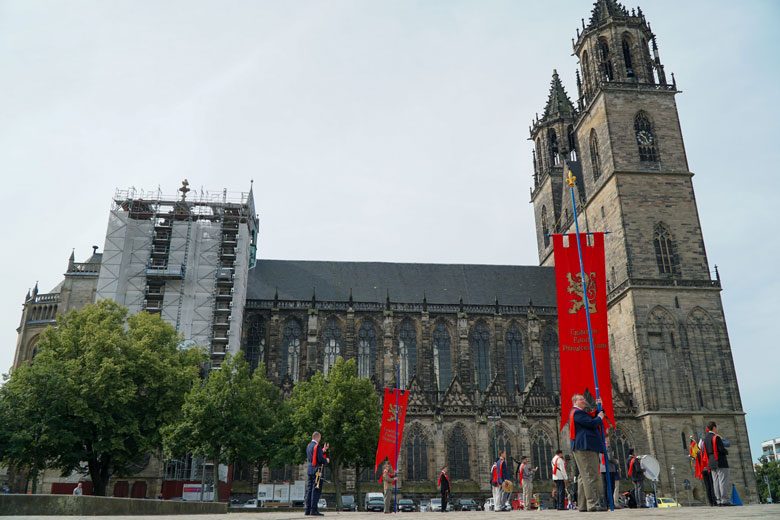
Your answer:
374;388;409;472
552;232;614;430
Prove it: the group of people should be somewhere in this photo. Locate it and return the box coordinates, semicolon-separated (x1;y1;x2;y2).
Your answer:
692;421;733;506
489;451;539;511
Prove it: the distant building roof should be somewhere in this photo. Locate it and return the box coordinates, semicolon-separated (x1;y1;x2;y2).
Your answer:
247;259;556;306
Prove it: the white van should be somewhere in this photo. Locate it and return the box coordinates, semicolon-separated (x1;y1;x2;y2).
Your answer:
364;492;384;510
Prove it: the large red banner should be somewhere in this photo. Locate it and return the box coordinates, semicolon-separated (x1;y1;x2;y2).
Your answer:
374;388;409;472
552;232;614;430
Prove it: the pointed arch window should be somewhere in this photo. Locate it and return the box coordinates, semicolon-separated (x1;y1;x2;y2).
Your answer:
622;38;635;77
448;427;470;480
548;128;559;166
433;322;452;392
357;320;377;379
281;319;302;383
535;138;544;172
589;129;601;181
599;38;614;81
567;124;577;161
581;50;591;101
542;327;560;393
531;430;554;480
491;429;513;463
399;320;417;388
611;430;632;476
505;325;524;393
541;206;550;248
653;223;678;275
406;429;429;481
245;315;266;373
471;323;491;392
323;318;342;377
635;111;659;161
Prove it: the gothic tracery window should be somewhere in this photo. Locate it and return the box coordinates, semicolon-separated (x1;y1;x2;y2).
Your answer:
448;427;470;480
399;320;417;388
635;111;659;162
653;223;678;275
491;429;513;463
433;322;452;392
531;429;554;480
541;206;550;248
599;38;614;81
471;323;491;392
622;37;635;77
323;318;342;377
357;320;377;379
567;124;577;160
281;318;302;383
548;128;559;166
406;428;428;481
590;129;601;181
245;315;266;373
542;327;560;393
611;429;632;476
505;325;525;393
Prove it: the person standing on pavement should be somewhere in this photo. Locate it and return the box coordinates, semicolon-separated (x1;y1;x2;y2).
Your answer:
517;456;537;509
569;393;607;512
627;448;646;508
704;421;731;506
551;450;568;510
381;461;397;513
438;466;450;513
304;432;329;516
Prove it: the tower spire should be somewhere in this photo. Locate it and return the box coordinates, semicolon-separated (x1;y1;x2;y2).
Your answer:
543;69;575;119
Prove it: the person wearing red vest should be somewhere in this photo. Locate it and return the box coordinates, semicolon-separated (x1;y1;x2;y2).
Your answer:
551;449;567;510
490;450;508;511
704;421;731;506
438;466;450;513
568;393;606;512
305;432;329;516
517;456;537;509
696;430;716;507
627;448;646;508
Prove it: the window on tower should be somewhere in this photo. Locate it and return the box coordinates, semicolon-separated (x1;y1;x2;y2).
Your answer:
589;129;601;181
567;124;577;160
548;128;559;166
653;223;679;275
622;37;635;78
541;206;550;248
599;38;614;81
635;111;659;162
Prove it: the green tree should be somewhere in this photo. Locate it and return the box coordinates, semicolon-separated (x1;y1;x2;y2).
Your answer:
163;353;277;501
756;456;780;503
290;358;380;509
0;300;203;495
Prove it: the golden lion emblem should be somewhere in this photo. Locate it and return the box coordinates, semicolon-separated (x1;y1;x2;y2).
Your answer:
566;272;597;314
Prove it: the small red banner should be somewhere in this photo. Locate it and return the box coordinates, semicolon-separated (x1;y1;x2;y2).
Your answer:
553;233;614;430
374;388;409;472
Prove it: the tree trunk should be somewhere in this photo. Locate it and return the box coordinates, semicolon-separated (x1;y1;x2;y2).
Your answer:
354;464;362;511
212;450;221;502
30;465;38;494
88;456;110;496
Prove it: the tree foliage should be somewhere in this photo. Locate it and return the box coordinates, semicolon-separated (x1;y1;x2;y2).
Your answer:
756;456;780;503
162;352;278;501
0;300;203;495
290;358;380;508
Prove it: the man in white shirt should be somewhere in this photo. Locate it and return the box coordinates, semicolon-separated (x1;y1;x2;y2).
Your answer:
551;450;568;510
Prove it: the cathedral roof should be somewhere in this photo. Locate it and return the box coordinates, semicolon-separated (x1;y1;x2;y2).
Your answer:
588;0;630;28
543;70;574;119
247;259;556;307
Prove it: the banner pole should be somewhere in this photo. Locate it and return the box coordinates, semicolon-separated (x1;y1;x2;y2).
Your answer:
565;170;614;511
395;363;400;513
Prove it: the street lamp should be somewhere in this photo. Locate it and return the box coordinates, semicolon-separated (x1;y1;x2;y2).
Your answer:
670;465;678;507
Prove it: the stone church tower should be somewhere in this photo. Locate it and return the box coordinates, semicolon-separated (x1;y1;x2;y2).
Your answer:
531;0;756;499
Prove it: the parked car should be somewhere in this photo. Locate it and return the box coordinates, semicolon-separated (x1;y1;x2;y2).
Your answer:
365;492;384;510
243;499;258;508
419;499;430;512
430;498;442;512
318;498;327;510
656;497;681;508
398;499;416;512
457;498;480;511
367;497;385;512
341;495;357;511
483;497;494;511
447;502;454;512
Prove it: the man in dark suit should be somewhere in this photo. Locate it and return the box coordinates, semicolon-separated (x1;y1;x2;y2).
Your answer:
305;431;329;516
568;393;606;512
438;466;450;513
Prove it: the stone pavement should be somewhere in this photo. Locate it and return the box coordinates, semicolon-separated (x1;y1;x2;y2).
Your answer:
2;505;779;520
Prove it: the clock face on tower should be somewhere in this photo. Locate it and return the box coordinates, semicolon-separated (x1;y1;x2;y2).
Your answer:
636;130;654;146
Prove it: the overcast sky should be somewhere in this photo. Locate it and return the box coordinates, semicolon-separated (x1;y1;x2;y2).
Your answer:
1;0;777;462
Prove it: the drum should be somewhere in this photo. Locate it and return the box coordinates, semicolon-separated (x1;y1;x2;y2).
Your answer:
501;480;514;493
639;455;661;481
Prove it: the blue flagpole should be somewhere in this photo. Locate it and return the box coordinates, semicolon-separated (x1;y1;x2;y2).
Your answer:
395;363;400;514
565;170;614;511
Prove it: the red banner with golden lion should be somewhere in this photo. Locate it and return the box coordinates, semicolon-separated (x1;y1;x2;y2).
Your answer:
552;232;614;430
374;388;409;472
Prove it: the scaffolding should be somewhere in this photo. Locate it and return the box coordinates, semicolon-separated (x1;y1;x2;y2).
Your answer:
96;181;258;366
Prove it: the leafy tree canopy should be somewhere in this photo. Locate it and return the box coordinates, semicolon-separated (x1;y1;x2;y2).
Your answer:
0;300;204;495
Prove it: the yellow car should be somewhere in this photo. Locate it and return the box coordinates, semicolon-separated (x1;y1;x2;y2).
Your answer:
656;497;681;508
